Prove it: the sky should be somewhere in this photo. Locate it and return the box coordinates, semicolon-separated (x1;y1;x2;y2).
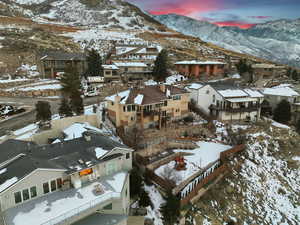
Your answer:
127;0;300;28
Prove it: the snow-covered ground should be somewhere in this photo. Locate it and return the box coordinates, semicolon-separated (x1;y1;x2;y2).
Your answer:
155;142;232;185
144;185;165;225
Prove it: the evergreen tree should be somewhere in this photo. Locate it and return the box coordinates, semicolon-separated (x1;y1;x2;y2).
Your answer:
70;92;84;115
58;98;73;117
86;49;103;77
291;70;298;81
236;59;254;83
61;64;82;97
153;49;169;82
35;101;51;122
296;119;300;134
60;64;84;115
273;99;291;124
160;191;181;225
286;67;292;78
139;188;152;208
130;168;143;197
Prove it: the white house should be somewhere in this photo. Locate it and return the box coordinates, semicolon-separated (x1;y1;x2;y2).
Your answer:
262;85;300;109
188;82;264;121
0;132;133;225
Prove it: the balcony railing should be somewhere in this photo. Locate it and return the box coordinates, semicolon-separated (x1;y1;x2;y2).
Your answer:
209;104;260;113
40;192;120;225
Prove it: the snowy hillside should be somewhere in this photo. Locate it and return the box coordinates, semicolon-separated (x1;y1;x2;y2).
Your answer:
185;123;300;225
2;0;165;31
154;14;300;68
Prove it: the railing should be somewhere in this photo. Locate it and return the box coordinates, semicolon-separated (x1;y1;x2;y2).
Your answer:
209;104;260;113
40;192;120;225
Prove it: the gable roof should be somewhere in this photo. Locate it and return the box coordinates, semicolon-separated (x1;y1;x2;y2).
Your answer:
175;60;226;65
105;85;188;105
0;132;130;193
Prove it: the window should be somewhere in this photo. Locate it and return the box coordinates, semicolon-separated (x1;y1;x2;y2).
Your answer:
206;90;210;94
14;191;22;204
132;105;136;111
213;95;216;103
172;95;181;100
111;102;114;106
164;101;168;106
127;105;132;112
57;178;62;189
123;106;126;112
30;186;37;198
43;182;49;194
51;180;57;192
22;189;30;201
126;153;130;159
103;203;113;210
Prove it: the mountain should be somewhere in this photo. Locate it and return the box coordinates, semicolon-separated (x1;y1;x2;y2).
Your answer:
154;14;300;68
0;0;164;30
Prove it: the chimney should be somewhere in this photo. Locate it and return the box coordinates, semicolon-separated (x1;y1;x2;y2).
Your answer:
160;84;166;93
83;133;91;142
114;95;121;104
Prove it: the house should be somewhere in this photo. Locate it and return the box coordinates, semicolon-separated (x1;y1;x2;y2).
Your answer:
105;85;190;130
0;132;132;225
252;64;286;79
174;60;226;78
113;62;152;81
109;42;161;64
36;51;87;79
188;82;264;121
103;64;120;82
262;85;300;109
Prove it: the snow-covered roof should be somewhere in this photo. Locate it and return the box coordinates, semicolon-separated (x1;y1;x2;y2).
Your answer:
218;89;249;98
105;90;130;104
165;74;186;85
113;62;147;67
187;83;204;90
227;97;257;103
63;123;103;141
175;60;226;65
262;86;300;97
102;65;119;70
0;177;18;192
94;147;108;159
134;94;144;105
244;89;264;98
116;47;136;55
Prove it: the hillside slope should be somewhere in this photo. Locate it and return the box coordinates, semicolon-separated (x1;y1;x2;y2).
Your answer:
185;123;300;225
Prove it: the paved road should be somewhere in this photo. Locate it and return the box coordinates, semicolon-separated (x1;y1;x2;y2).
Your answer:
0;96;104;137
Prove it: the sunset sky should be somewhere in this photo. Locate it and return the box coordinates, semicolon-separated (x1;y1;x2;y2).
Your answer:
128;0;300;28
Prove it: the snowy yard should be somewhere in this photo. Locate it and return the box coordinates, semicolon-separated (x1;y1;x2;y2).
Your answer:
155;142;232;185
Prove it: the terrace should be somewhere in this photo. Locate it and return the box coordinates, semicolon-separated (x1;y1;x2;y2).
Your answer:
4;172;127;225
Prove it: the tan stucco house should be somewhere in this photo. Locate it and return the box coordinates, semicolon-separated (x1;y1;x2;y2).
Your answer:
105;85;190;130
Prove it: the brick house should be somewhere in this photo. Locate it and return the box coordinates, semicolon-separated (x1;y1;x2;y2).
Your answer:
174;60;226;78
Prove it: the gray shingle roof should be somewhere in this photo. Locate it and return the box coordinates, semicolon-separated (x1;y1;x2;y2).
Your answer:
0;132;129;193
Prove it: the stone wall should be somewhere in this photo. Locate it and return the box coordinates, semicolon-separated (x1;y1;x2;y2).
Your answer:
0;89;61;97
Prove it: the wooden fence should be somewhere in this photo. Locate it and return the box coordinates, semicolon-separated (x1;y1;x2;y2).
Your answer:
179;144;245;206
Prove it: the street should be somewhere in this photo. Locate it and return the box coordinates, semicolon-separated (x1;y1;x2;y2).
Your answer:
0;95;104;137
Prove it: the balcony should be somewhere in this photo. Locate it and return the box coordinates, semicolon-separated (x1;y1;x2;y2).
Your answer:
4;172;128;225
209;104;260;113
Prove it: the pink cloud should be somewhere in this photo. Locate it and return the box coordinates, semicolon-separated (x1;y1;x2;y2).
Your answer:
249;16;272;19
149;0;222;16
213;21;256;29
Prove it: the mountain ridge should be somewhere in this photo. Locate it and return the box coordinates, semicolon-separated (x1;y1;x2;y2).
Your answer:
154;13;300;68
